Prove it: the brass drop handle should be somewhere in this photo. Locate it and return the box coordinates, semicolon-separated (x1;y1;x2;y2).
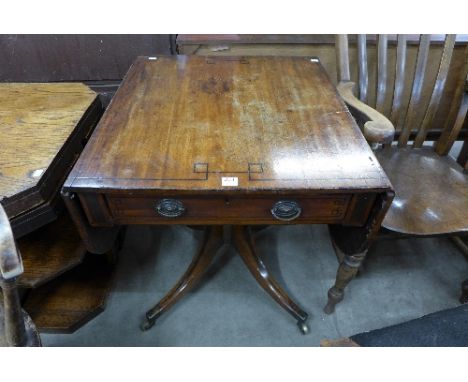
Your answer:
155;199;186;218
271;200;302;221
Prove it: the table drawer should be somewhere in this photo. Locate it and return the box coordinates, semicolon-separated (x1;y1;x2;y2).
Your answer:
105;195;351;225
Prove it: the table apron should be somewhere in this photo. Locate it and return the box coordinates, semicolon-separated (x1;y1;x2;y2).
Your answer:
75;193;377;227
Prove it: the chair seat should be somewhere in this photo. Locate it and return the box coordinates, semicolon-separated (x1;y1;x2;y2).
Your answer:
375;147;468;236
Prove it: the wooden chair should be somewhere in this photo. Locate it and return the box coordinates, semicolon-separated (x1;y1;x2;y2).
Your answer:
0;205;41;346
326;34;468;312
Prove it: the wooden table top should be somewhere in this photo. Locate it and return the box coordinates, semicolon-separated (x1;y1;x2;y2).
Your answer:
0;83;98;213
65;56;391;195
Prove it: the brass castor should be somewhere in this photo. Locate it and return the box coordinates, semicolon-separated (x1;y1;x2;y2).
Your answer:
297;320;310;335
140;318;156;332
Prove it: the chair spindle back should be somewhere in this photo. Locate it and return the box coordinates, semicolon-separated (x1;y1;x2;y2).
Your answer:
336;34;468;154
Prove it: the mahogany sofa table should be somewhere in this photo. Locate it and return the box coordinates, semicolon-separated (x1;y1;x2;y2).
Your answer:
62;55;394;334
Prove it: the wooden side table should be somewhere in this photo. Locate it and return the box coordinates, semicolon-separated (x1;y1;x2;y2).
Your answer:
63;56;394;334
0;83;115;335
0;83;101;237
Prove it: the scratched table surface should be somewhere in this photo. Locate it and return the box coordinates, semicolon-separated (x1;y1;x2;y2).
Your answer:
0;83;98;216
65;56;391;195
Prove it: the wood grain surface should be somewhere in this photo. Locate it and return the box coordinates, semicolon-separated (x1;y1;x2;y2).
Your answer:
23;253;115;334
106;194;351;225
17;211;87;288
0;83;98;218
178;35;468;142
376;148;468;235
64;56;391;194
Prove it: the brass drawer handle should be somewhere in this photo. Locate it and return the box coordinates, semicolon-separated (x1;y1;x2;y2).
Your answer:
271;200;302;221
155;199;186;218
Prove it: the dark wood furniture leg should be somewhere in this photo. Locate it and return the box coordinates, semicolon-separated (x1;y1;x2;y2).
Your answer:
141;225;309;334
141;225;224;331
451;236;468;304
324;192;394;314
232;225;309;334
452;236;468;260
323;246;367;314
62;191;120;255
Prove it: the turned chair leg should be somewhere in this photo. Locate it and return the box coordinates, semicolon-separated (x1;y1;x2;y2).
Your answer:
451;236;468;260
324;251;367;315
141;226;224;331
451;237;468;304
232;226;309;334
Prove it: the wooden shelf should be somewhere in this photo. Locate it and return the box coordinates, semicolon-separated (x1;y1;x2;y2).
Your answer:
23;253;115;334
17;212;87;289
